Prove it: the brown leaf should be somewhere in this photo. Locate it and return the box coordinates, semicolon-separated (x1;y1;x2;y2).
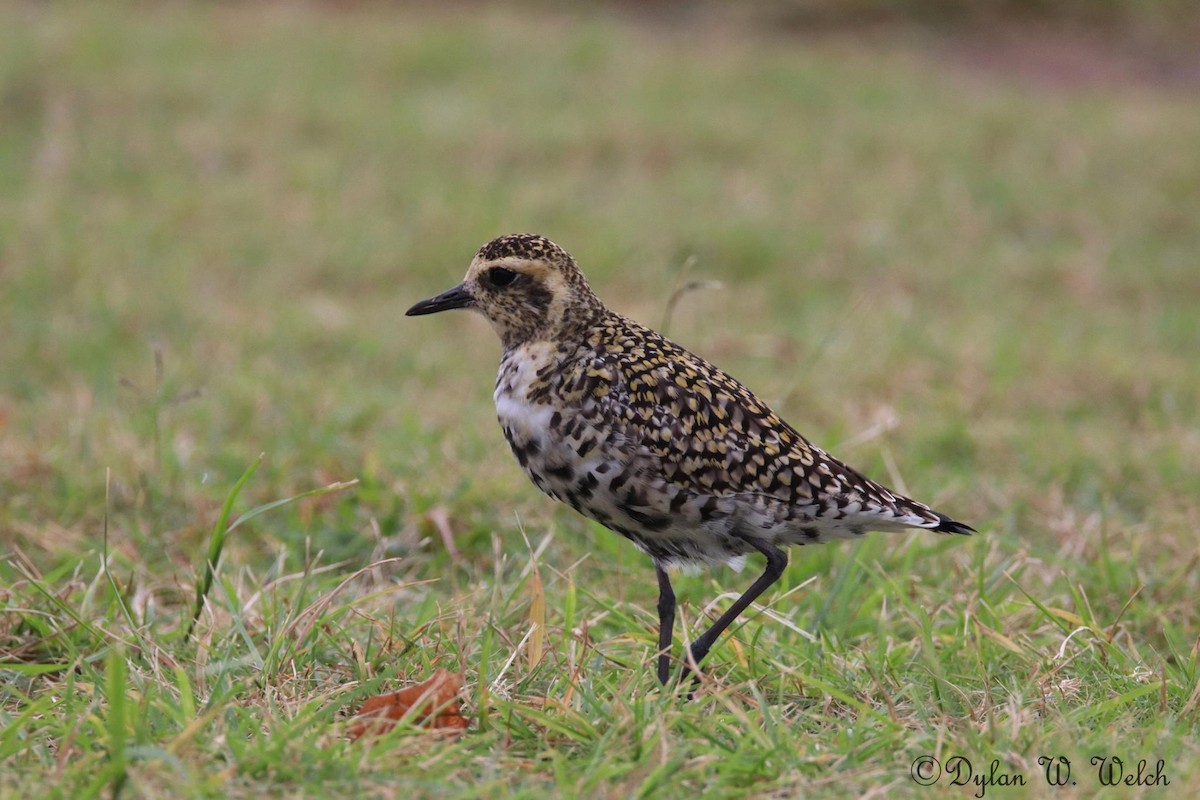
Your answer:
426;506;463;564
347;668;468;740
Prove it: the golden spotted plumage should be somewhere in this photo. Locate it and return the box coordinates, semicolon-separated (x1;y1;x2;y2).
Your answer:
408;233;973;686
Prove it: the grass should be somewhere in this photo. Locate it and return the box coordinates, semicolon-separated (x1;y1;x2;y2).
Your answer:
2;1;1199;797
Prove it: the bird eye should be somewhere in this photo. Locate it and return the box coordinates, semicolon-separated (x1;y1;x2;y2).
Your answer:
487;267;518;288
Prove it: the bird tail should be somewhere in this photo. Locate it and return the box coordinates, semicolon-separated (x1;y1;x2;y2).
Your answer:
931;512;975;535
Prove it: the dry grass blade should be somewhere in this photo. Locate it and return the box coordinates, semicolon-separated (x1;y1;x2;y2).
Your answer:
528;558;546;670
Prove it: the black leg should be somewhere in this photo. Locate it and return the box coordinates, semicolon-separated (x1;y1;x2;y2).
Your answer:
655;565;676;686
682;541;788;682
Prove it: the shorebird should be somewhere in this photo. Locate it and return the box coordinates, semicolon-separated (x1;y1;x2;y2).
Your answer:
407;234;973;686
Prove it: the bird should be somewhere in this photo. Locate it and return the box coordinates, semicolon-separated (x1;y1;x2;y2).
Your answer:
407;233;973;687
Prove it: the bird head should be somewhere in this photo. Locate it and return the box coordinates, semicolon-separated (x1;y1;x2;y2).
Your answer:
406;234;605;349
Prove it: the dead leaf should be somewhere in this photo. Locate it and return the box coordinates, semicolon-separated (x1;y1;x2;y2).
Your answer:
426;506;463;564
348;668;468;740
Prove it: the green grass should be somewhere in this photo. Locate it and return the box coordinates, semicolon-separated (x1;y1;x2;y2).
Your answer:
2;2;1199;797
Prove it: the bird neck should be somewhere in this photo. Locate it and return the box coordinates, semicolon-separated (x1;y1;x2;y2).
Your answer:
496;294;607;351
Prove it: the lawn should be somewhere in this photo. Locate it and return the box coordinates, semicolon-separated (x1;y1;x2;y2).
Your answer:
2;2;1198;797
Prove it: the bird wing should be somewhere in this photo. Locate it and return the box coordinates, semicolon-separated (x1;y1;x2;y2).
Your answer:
576;319;951;532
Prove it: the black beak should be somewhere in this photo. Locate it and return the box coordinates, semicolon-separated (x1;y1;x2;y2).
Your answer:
405;283;475;316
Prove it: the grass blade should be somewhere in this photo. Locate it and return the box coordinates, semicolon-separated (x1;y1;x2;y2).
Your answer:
105;647;129;798
185;461;357;639
185;455;264;639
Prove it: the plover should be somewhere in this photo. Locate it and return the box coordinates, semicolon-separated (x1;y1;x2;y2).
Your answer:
407;234;973;686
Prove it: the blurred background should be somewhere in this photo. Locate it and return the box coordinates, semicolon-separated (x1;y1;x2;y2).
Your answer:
3;2;1200;793
2;0;1198;586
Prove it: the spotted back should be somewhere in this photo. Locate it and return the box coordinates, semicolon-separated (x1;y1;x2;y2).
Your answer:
549;312;948;532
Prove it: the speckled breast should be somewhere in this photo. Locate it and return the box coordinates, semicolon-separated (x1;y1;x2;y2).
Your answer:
493;344;763;566
494;345;615;512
